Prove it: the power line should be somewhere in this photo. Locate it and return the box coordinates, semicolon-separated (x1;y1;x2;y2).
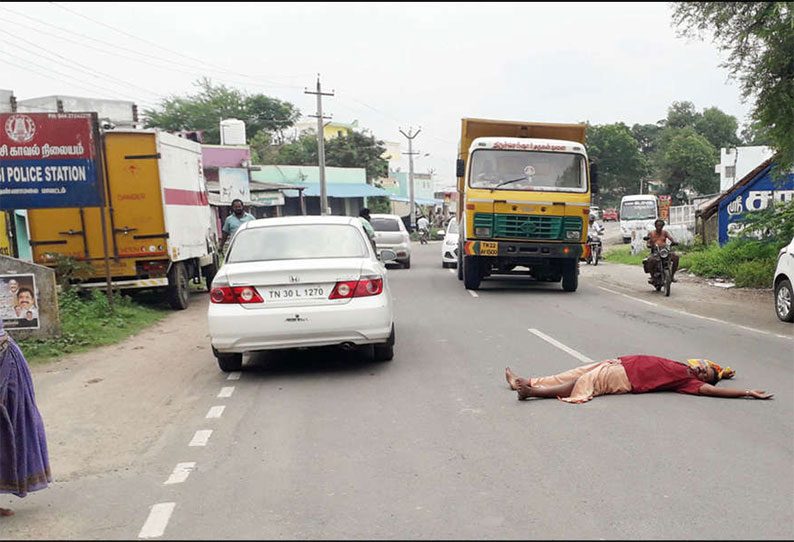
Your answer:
0;57;131;103
47;2;307;89
0;34;164;100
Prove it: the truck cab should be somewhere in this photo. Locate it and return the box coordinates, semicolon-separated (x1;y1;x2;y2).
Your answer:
456;119;598;291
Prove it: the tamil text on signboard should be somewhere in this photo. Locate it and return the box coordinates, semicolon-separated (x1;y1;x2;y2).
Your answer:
0;112;103;209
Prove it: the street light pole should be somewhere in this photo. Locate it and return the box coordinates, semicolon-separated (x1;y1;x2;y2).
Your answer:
399;127;421;229
305;74;334;215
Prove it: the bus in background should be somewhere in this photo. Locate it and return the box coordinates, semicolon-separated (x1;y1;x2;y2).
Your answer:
619;195;658;243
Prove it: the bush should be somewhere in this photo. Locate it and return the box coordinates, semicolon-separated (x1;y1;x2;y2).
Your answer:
16;289;168;364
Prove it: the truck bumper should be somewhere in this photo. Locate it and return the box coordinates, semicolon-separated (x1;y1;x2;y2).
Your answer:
77;278;169;290
463;240;583;259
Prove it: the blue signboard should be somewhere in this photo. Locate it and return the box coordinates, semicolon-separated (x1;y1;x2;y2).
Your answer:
718;163;794;245
0;113;104;209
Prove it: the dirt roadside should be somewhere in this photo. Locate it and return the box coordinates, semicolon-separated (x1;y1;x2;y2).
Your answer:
20;292;215;484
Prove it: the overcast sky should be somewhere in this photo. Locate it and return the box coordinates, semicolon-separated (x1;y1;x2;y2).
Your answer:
1;2;750;188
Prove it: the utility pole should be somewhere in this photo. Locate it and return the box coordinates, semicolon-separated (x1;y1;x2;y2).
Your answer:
305;74;334;215
399;127;421;230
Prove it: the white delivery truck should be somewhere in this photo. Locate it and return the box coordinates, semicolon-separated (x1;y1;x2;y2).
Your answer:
619;194;658;244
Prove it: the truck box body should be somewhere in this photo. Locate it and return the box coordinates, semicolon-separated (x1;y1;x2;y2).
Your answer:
456;118;594;292
28;130;217;293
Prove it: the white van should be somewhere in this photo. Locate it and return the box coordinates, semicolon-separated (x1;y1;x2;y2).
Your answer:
619;195;658;243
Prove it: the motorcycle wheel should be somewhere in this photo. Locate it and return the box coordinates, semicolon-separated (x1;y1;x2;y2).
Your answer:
664;268;672;297
593;246;599;266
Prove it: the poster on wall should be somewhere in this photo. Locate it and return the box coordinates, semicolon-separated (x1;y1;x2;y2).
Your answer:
0;273;39;330
658;194;671;221
218;167;250;203
0;112;103;210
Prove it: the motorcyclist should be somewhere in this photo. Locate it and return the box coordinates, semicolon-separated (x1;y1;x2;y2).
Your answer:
644;218;679;282
586;213;604;262
417;214;430;244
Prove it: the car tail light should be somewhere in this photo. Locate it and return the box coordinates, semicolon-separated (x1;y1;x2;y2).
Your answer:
210;286;264;304
329;276;383;299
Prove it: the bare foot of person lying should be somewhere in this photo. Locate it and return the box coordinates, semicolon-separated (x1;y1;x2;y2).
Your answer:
515;378;532;400
505;367;520;390
0;507;14;516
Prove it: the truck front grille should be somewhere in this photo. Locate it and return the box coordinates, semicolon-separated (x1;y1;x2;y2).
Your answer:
474;213;582;241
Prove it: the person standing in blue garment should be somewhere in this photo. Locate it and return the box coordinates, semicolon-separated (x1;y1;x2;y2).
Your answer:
220;199;256;252
0;320;51;517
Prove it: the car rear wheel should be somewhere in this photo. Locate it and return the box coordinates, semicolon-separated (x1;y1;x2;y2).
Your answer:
213;348;242;372
402;257;411;269
374;324;395;362
775;278;794;322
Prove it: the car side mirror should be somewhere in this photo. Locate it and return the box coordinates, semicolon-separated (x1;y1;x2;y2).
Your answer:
589;162;599;194
456;158;465;178
379;249;397;263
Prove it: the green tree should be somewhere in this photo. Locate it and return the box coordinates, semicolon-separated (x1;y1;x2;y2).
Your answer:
672;2;794;174
143;77;300;144
665;100;700;129
631;122;665;157
586;122;647;200
657;127;718;202
325;130;388;183
695;106;741;149
260;129;388;184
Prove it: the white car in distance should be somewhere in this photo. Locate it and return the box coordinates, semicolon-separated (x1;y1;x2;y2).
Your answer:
208;216;396;372
441;219;459;268
370;213;411;269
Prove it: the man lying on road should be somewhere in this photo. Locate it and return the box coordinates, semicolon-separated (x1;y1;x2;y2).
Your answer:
505;355;772;404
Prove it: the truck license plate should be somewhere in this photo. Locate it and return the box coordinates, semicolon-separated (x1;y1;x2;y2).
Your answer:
480;241;498;256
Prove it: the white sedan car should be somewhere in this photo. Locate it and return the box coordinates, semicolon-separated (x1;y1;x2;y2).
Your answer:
370;213;411;268
441;218;459;268
208;216;396;372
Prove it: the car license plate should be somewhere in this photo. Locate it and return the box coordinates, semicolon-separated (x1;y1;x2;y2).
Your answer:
480;241;498;256
262;284;330;301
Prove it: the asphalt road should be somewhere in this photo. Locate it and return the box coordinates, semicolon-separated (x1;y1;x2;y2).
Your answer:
4;242;793;540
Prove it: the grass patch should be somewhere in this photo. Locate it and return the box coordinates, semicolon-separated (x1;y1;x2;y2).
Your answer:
16;289;170;365
603;240;779;288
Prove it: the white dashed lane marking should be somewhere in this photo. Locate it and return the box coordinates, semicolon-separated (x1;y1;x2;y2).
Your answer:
164;462;196;485
468;290;478;298
528;328;594;365
218;386;235;398
226;372;241;381
205;405;225;419
188;430;212;447
138;502;175;539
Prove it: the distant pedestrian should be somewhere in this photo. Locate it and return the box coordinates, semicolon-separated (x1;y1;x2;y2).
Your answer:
220;199;255;251
505;355;771;404
358;208;377;252
0;320;51;517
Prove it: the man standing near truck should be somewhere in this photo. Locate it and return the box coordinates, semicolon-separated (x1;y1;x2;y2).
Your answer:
220;199;255;252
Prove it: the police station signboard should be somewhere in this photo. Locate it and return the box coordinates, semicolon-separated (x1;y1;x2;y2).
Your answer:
0;112;103;209
718;162;794;245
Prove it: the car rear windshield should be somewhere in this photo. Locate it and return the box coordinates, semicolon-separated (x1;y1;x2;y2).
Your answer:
227;224;368;262
371;218;401;232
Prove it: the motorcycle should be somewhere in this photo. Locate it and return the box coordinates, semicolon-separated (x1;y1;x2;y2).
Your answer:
586;232;602;265
643;237;678;296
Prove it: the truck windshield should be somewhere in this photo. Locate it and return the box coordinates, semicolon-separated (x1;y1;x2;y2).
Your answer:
469;150;586;192
620;200;657;220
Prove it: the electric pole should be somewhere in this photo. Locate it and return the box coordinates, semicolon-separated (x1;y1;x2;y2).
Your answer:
305;74;334;215
399;127;421;230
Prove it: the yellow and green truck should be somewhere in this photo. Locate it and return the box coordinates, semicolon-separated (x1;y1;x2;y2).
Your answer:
455;118;598;291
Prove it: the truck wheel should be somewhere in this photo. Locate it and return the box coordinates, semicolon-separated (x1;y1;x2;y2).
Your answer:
201;253;220;292
213;348;242;372
457;247;463;280
561;261;578;292
463;255;482;290
167;261;190;310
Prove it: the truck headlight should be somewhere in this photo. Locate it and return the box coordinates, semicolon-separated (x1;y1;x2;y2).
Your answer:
566;230;581;240
475;227;491;237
